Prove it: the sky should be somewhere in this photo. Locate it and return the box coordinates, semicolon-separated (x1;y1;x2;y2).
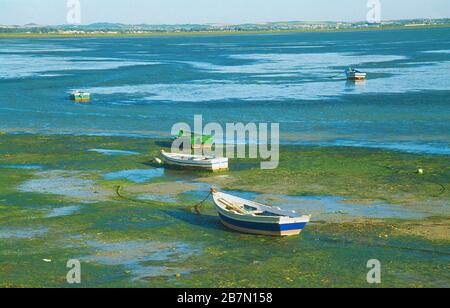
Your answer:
0;0;449;25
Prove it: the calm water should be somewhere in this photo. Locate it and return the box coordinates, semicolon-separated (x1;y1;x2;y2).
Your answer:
1;27;449;154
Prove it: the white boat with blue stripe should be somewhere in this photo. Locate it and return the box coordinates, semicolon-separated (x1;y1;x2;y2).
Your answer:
211;189;311;237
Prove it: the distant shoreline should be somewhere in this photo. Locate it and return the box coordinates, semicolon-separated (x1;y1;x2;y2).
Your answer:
1;23;449;39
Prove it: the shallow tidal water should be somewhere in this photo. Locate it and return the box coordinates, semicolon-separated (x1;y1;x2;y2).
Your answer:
0;27;450;154
0;28;449;287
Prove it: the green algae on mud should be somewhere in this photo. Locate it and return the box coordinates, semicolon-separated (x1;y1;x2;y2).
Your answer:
0;134;449;287
225;146;449;207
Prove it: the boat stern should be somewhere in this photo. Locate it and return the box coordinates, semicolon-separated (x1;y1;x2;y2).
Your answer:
211;157;229;172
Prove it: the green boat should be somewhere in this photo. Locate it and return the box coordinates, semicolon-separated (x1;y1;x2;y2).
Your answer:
70;91;91;102
174;130;214;149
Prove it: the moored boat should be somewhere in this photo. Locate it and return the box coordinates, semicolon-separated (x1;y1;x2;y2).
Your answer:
345;67;367;80
70;91;91;102
211;189;311;236
160;150;228;172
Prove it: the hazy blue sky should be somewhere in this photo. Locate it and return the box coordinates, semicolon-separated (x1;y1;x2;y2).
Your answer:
1;0;449;25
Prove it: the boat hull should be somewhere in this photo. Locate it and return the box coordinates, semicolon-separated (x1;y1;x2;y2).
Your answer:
161;152;228;172
218;213;307;236
70;93;91;102
346;72;367;80
211;190;311;237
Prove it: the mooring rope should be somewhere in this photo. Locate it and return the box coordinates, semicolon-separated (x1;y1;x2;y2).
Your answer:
114;185;213;214
371;164;447;197
429;181;447;197
114;185;160;206
186;191;213;215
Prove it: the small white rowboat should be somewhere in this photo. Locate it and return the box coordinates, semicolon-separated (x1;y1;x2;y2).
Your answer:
211;189;311;237
160;150;228;172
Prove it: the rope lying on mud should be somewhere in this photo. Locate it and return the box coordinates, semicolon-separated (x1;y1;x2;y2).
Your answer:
430;182;447;196
114;185;161;206
371;164;447;197
114;185;212;214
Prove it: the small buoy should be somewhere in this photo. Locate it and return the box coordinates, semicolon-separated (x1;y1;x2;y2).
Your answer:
418;168;424;175
154;157;162;165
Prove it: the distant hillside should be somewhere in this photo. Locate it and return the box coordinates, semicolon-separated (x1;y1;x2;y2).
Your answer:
1;19;449;34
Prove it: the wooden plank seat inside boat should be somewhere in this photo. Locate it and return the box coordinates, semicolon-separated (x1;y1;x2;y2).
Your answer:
217;198;264;216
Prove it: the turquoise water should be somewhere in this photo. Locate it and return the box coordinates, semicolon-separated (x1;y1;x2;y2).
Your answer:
103;168;165;183
0;164;44;170
88;149;139;155
46;205;82;218
0;28;449;154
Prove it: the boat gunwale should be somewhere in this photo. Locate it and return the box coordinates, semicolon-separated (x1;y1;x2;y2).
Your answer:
212;191;310;223
161;150;228;165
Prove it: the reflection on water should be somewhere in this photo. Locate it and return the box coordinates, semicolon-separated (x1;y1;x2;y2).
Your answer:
345;79;366;88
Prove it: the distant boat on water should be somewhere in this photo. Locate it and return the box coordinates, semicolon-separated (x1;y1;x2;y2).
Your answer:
70;91;91;102
211;189;311;237
160;150;228;172
345;67;367;81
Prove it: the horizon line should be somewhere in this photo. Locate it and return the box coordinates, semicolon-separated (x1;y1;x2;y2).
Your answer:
1;17;449;27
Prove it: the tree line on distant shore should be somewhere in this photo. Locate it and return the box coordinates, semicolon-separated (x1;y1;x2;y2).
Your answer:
1;19;449;35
